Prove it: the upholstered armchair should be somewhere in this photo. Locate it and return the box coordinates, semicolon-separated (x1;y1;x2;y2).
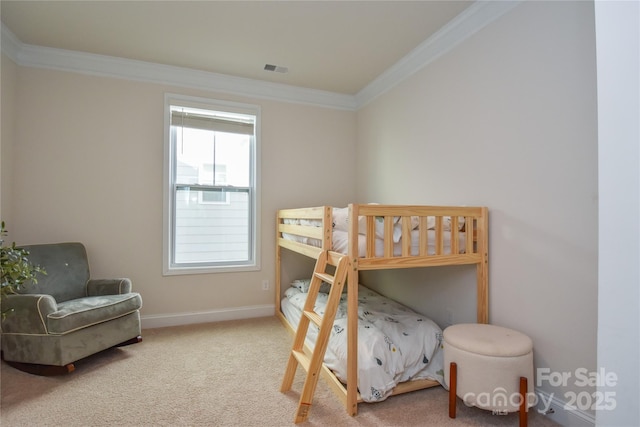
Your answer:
1;242;142;375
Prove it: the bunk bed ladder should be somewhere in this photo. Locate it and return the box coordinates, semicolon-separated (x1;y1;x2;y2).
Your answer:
280;250;350;424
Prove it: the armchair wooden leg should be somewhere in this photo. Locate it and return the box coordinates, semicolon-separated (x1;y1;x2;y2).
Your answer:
1;335;141;376
519;376;528;427
449;362;457;419
1;352;75;376
114;335;142;347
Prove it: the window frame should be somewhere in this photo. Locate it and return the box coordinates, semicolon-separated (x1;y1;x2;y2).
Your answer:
163;93;261;275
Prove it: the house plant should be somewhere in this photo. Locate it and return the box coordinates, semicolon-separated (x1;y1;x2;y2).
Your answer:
0;221;45;317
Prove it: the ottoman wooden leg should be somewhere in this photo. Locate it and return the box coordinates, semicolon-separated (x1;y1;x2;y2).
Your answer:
519;376;528;427
449;362;457;419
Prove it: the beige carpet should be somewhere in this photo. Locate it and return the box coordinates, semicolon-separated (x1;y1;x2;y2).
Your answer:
1;317;559;426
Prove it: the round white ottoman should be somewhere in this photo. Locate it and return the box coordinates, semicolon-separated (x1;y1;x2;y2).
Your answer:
443;323;534;426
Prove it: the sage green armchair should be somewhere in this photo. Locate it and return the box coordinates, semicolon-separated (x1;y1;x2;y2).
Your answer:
1;242;142;375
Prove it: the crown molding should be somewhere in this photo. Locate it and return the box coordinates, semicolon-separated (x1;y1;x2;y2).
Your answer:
1;24;21;62
1;1;521;111
355;0;522;108
1;24;357;111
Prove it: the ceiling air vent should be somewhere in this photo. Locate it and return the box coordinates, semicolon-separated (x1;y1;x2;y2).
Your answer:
264;64;288;73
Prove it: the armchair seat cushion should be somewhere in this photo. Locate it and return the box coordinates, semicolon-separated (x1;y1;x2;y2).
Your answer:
47;293;142;335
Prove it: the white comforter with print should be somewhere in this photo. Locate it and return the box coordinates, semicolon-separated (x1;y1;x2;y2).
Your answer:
281;282;445;402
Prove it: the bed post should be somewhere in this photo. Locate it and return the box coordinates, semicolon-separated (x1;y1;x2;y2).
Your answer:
276;211;282;318
323;206;332;251
476;207;489;324
346;203;359;416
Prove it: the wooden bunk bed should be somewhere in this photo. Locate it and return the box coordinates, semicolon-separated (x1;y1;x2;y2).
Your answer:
275;204;489;420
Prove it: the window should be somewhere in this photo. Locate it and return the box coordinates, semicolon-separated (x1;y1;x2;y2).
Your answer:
163;94;260;274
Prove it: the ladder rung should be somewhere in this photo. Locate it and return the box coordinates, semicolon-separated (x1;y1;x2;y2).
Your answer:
314;272;334;284
292;350;310;372
303;310;322;327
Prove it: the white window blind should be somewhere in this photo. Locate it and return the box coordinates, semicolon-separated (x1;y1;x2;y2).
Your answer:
170;110;255;135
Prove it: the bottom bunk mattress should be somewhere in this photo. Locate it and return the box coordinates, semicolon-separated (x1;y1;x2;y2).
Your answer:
281;280;445;402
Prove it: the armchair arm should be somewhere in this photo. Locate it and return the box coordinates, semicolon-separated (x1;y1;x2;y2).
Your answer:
1;294;57;334
87;278;132;296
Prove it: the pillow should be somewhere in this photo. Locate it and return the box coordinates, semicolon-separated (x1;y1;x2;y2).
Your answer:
364;216;418;243
332;207;349;231
332;207;366;232
421;216;466;231
285;286;302;299
300;218;322;227
290;279;331;294
458;216;467;230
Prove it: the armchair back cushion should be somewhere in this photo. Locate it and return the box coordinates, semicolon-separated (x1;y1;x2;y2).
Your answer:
19;243;90;303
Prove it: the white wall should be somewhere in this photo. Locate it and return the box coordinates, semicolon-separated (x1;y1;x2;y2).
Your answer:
356;1;598;424
0;54;18;231
595;2;640;426
3;64;357;323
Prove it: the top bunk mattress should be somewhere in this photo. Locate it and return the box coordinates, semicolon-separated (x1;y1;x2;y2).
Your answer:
281;206;468;257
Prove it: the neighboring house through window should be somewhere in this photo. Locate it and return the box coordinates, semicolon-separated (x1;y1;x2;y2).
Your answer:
163;94;260;274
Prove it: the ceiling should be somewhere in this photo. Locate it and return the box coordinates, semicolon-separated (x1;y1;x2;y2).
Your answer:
0;0;473;95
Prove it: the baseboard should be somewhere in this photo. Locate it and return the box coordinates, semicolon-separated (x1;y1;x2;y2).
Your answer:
140;304;275;329
534;388;596;427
